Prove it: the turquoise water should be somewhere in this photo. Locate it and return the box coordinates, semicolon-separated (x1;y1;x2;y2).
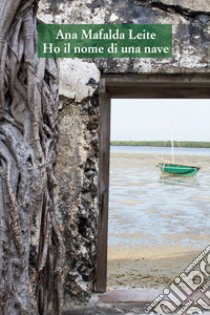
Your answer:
108;146;210;248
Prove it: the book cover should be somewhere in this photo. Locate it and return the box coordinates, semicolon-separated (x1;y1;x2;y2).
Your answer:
1;0;210;314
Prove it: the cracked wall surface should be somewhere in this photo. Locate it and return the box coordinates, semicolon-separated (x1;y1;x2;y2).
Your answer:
38;0;210;303
148;0;210;13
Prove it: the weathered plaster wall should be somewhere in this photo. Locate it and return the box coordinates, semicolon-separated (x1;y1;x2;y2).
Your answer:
39;0;210;73
38;0;210;302
54;59;100;302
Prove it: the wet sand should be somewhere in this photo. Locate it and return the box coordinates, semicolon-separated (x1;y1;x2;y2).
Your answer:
107;148;210;289
107;245;201;290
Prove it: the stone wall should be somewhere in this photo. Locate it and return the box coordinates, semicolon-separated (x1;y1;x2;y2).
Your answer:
54;59;100;302
38;0;210;302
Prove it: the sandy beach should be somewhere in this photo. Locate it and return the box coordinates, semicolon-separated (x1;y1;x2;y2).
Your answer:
107;245;201;290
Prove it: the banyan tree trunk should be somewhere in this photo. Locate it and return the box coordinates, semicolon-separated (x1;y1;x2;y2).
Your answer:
0;1;65;314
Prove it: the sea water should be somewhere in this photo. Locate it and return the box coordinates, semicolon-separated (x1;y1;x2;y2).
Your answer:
108;146;210;248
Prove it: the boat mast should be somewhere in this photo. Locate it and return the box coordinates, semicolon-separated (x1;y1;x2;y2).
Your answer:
170;122;175;163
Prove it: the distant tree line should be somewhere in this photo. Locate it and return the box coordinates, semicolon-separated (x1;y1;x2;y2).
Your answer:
111;141;210;148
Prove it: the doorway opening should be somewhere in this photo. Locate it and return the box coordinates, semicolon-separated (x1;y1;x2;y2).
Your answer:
107;98;210;291
95;74;210;293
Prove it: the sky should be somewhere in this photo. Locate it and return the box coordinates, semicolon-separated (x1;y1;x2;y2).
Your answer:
111;99;210;142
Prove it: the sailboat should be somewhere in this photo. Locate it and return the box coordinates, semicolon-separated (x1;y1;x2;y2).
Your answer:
157;126;201;176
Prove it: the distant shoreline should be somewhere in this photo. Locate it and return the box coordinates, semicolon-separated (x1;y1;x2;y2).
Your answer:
111;141;210;148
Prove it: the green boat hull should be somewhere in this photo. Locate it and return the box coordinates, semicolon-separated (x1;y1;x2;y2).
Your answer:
157;163;200;176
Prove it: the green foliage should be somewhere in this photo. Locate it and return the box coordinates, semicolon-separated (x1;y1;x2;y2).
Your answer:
111;140;210;148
